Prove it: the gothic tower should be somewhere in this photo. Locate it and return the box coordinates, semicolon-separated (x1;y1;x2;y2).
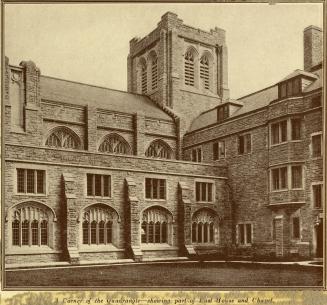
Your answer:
127;12;229;135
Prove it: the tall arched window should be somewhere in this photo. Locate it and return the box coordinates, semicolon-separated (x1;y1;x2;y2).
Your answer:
141;206;172;244
81;204;118;246
45;127;81;150
150;52;158;91
138;58;148;94
145;139;172;159
98;134;131;155
200;55;210;90
184;50;195;86
192;209;217;244
9;202;53;247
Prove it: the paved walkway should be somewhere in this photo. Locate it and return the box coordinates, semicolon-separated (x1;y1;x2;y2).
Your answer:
5;257;322;271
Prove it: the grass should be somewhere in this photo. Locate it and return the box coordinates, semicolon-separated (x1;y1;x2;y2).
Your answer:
5;261;323;288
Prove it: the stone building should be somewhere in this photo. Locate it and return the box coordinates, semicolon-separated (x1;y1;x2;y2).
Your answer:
3;12;323;266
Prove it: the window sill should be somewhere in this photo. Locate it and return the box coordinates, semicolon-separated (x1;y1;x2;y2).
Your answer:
192;243;216;246
86;196;112;199
11;127;26;135
7;246;58;255
145;199;167;202
214;158;226;161
311;156;322;160
313;207;323;211
270;142;288;148
15;193;47;197
290;140;303;143
195;201;214;204
291;188;304;191
79;245;122;252
270;189;288;193
141;244;177;251
237;152;252;156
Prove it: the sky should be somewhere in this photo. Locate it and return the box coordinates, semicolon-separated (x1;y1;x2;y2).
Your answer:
4;3;323;99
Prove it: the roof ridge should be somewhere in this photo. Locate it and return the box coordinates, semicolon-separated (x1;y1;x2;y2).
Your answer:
236;84;277;101
41;75;147;97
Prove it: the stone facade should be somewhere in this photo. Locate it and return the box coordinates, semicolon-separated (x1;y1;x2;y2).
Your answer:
4;12;323;266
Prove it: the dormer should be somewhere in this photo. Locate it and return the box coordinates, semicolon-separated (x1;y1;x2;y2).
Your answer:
217;100;243;123
278;70;318;100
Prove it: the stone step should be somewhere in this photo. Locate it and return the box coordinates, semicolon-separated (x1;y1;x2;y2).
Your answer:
142;256;189;262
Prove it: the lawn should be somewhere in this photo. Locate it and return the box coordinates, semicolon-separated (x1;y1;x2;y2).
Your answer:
5;261;323;288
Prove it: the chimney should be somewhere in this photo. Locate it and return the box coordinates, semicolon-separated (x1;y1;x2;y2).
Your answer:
303;25;322;71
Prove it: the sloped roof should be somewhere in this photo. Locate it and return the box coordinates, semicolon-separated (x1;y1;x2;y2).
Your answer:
188;67;323;133
40;76;173;120
232;85;278;116
189;85;278;132
303;68;323;92
281;69;318;82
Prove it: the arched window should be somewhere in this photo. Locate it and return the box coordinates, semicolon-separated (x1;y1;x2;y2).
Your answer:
98;134;131;155
145;139;172;159
192;209;217;244
184;50;195;86
200;55;210;90
140;60;147;94
10;202;53;247
141;207;172;244
81;204;118;246
150;52;158;91
45;127;80;150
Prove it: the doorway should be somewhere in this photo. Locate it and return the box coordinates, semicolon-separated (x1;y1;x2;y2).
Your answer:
315;219;323;258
